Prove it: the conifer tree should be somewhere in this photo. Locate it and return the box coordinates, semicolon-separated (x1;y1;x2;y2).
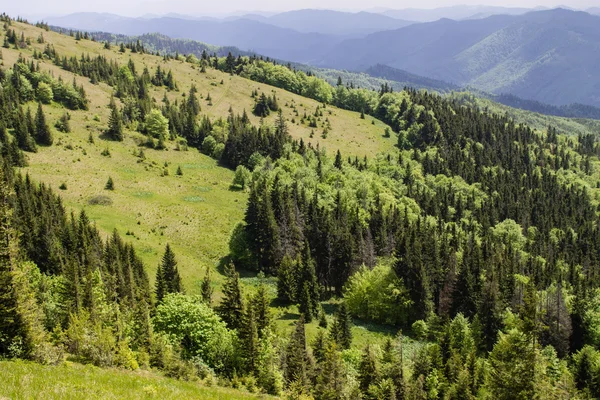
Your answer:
14;110;36;153
0;166;46;359
104;177;114;190
239;298;259;373
277;255;296;303
314;341;346;399
334;149;343;169
186;84;200;116
251;283;271;337
331;301;352;350
200;267;213;305
106;97;124;141
217;263;244;330
285;315;309;386
358;344;379;393
34;103;52;146
154;244;182;303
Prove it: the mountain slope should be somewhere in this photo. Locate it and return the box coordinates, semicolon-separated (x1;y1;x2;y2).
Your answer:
4;19;394;289
320;9;600;107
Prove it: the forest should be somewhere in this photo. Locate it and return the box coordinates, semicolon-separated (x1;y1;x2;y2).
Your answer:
2;13;600;400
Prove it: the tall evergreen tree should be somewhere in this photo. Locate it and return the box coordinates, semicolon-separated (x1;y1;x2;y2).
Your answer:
358;344;380;394
285;315;309;386
330;301;352;350
154;244;182;302
106;97;124;141
217;263;244;330
200;266;213;305
34;103;52;146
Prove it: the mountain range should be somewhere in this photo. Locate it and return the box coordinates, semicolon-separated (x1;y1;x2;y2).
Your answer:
46;7;600;107
319;9;600;107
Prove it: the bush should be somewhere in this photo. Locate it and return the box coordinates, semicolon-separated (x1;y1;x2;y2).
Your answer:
153;294;235;373
36;81;53;104
344;264;412;326
412;320;429;340
201;135;216;156
88;195;113;206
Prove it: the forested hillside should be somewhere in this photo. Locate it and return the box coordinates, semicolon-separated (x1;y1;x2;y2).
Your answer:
2;13;600;400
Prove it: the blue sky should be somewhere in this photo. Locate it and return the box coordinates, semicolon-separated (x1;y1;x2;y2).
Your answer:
4;0;598;19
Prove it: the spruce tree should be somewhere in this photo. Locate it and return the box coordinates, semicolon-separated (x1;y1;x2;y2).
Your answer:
200;267;213;305
0;166;46;359
358;344;379;393
217;263;244;330
285;315;309;385
251;283;271;337
107;97;124;141
34;103;52;146
331;301;352;350
14;110;36;153
154;244;182;303
239;298;259;373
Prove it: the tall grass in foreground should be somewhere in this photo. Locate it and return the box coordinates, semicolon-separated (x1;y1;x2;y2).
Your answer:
0;360;272;400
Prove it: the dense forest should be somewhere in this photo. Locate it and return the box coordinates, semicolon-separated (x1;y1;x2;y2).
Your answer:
3;13;600;400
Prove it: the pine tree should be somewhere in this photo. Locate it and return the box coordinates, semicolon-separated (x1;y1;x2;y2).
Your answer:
285;316;309;386
331;301;352;350
239;298;259;373
217;263;244;330
314;341;346;399
200;267;213;305
358;344;379;393
297;245;319;322
251;283;271;337
107;97;124;141
154;244;182;303
277;255;296;303
334;150;343;169
34;103;52;146
104;177;114;190
0;166;46;359
14;110;36;153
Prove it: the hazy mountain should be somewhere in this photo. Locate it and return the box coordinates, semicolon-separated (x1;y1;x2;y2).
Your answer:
321;9;600;107
239;9;414;37
319;14;517;75
365;64;458;92
379;5;540;22
588;7;600;16
46;13;342;63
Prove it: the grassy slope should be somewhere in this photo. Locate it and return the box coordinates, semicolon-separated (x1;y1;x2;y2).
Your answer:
0;360;271;400
2;21;396;291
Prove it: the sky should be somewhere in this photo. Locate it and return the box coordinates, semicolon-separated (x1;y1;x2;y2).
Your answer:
3;0;598;19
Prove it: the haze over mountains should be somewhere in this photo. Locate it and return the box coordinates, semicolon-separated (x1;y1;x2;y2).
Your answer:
46;6;600;107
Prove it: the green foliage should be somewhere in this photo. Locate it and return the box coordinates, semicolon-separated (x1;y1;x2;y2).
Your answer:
36;81;53;104
344;264;412;326
232;165;251;189
153;293;234;373
145;109;169;140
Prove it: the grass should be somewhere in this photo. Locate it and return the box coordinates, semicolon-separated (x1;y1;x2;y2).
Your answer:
1;21;397;292
0;360;271;400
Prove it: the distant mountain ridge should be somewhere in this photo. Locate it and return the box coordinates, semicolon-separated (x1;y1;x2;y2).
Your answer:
46;13;342;63
236;9;414;37
376;5;541;22
320;9;600;107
